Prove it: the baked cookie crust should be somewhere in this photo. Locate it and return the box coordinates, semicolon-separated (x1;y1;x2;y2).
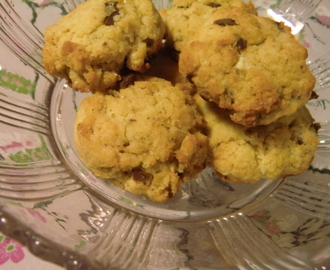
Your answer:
43;0;165;93
195;94;319;183
179;8;315;126
74;76;208;202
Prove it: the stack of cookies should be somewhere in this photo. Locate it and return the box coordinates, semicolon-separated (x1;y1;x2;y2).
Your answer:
159;0;319;184
42;0;319;202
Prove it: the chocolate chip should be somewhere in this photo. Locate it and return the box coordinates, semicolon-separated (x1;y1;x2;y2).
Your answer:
132;169;153;181
313;123;321;132
104;1;119;26
297;137;304;145
119;73;135;89
236;38;247;51
207;2;221;8
144;38;154;47
214;18;237;26
104;16;116;26
310;91;319;100
164;186;174;198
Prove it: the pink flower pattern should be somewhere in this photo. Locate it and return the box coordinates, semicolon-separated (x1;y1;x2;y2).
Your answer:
249;210;282;235
0;236;24;265
299;38;311;48
31;0;52;7
27;209;47;223
316;15;330;27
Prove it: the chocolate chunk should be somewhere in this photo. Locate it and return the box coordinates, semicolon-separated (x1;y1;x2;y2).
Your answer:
104;16;116;26
132;169;153;181
164;186;174;198
313;123;321;132
236;38;247;51
310;91;319;100
297;137;304;145
207;2;221;8
214;18;237;26
119;73;135;89
104;1;119;26
144;38;154;47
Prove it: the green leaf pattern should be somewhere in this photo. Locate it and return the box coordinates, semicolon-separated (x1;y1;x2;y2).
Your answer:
0;69;38;98
8;135;51;163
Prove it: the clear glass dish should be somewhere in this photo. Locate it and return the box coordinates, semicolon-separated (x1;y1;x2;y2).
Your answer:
0;0;329;269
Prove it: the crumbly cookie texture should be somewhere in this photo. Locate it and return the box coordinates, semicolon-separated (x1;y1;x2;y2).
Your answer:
195;95;319;183
160;0;257;51
74;76;208;202
43;0;165;93
179;9;315;127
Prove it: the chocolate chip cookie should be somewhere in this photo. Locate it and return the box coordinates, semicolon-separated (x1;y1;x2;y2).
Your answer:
43;0;165;93
179;9;315;127
195;94;319;183
74;76;208;202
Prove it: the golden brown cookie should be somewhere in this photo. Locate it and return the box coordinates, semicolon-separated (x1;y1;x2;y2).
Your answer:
43;0;165;93
195;94;319;183
74;76;208;202
180;9;315;127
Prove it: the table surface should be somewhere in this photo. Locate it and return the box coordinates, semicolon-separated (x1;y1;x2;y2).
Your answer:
1;0;330;269
0;232;63;270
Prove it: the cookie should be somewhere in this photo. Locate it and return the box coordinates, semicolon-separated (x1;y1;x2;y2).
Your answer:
179;9;315;127
195;94;319;183
74;76;208;202
160;0;257;51
43;0;165;93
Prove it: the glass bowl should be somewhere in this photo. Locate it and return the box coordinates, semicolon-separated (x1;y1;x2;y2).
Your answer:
0;0;330;269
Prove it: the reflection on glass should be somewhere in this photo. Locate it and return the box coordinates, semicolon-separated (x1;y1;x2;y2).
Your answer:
267;0;323;34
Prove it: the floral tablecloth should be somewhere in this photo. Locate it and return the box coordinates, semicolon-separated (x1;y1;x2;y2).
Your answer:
0;233;63;269
0;0;329;269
